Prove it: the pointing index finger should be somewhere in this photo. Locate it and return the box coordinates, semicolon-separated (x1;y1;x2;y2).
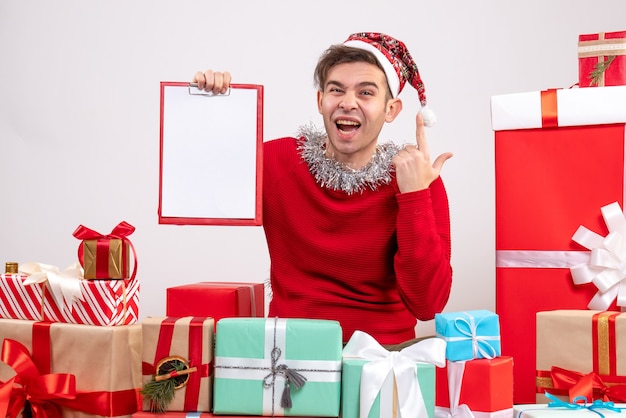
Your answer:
415;113;430;158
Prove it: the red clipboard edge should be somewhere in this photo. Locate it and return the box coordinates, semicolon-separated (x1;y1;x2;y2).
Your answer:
157;82;264;226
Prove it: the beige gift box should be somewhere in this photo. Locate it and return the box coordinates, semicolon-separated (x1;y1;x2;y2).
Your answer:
141;317;214;412
0;318;142;418
536;310;626;402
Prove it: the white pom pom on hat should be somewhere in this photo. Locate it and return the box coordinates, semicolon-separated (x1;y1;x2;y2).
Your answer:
344;32;436;127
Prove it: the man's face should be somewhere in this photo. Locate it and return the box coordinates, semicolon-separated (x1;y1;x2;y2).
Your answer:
317;62;401;169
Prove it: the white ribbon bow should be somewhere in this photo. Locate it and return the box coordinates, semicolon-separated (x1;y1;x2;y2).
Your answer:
434;361;475;418
19;261;85;312
443;313;499;360
570;202;626;310
342;330;446;418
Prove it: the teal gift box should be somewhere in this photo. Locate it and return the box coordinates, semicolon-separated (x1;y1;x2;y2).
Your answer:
342;358;436;418
341;331;445;418
435;309;501;361
213;317;342;417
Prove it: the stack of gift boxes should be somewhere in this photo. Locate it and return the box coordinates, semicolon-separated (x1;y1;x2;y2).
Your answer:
0;221;143;418
434;310;514;418
492;30;626;417
3;29;626;418
1;236;515;418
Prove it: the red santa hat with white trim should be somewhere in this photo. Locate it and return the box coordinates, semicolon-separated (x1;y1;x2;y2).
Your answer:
343;32;436;126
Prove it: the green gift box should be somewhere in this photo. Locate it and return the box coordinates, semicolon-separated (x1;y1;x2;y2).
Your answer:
213;317;342;416
341;331;446;418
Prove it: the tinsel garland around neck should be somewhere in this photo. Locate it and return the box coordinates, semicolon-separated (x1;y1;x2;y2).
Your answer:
297;124;400;195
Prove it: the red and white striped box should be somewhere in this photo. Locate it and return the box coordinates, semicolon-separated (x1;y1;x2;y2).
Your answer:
0;273;139;326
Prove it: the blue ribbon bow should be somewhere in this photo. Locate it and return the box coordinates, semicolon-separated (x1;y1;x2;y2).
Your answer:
545;392;624;418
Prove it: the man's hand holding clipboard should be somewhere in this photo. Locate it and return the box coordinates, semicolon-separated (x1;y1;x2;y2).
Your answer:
192;70;232;96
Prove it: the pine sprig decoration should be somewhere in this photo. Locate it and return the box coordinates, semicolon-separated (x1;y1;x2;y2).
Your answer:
141;357;195;413
589;55;616;86
142;377;178;413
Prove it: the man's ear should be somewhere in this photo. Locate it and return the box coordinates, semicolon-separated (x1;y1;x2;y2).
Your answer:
317;90;323;114
385;98;403;122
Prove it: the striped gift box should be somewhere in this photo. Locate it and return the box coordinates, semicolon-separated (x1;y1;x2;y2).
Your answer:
0;273;139;326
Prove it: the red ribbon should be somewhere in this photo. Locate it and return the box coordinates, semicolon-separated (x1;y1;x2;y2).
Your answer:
0;376;17;418
551;366;626;403
142;317;211;411
1;322;142;418
0;339;77;418
540;89;559;128
72;221;138;280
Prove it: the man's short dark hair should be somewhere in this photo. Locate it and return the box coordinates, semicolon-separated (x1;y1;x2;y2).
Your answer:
314;44;392;99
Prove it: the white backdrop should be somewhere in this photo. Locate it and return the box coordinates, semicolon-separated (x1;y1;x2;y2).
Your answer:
1;0;624;337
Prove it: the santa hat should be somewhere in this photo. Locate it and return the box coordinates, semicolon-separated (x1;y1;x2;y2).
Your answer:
344;32;436;126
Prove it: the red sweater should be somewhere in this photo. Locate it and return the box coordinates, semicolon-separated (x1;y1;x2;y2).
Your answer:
263;137;452;344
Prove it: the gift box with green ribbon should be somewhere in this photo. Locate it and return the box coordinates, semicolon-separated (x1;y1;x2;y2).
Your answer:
213;317;342;416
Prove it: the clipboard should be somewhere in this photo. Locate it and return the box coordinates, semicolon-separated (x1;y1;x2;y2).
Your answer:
158;82;264;226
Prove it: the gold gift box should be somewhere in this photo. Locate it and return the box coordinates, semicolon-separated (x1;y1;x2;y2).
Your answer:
83;238;130;279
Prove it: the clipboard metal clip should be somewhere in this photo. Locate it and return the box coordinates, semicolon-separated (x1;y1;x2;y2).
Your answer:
188;83;231;97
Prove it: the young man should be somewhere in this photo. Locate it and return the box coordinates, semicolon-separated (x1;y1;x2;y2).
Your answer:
193;32;453;345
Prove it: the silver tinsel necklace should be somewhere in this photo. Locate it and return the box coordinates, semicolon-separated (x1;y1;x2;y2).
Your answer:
297;124;401;195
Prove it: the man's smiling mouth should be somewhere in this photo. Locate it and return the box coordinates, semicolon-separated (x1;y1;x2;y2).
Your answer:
336;119;360;132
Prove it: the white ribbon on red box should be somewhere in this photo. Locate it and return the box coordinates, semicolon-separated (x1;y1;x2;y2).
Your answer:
570;201;626;310
434;360;475;418
19;261;85;310
497;202;626;311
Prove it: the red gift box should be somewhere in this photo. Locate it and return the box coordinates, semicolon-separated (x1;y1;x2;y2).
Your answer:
73;221;137;280
166;282;264;328
436;357;513;413
578;31;626;87
491;87;626;403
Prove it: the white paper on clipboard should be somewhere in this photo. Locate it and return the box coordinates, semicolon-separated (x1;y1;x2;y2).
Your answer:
158;82;264;225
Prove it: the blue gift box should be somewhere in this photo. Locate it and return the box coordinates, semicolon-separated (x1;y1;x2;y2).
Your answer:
434;309;501;361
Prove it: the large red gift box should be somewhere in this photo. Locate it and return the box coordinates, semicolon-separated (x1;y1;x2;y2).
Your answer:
0;318;142;418
578;31;626;87
166;282;264;326
0;269;139;326
141;317;214;412
436;357;513;414
491;86;626;403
